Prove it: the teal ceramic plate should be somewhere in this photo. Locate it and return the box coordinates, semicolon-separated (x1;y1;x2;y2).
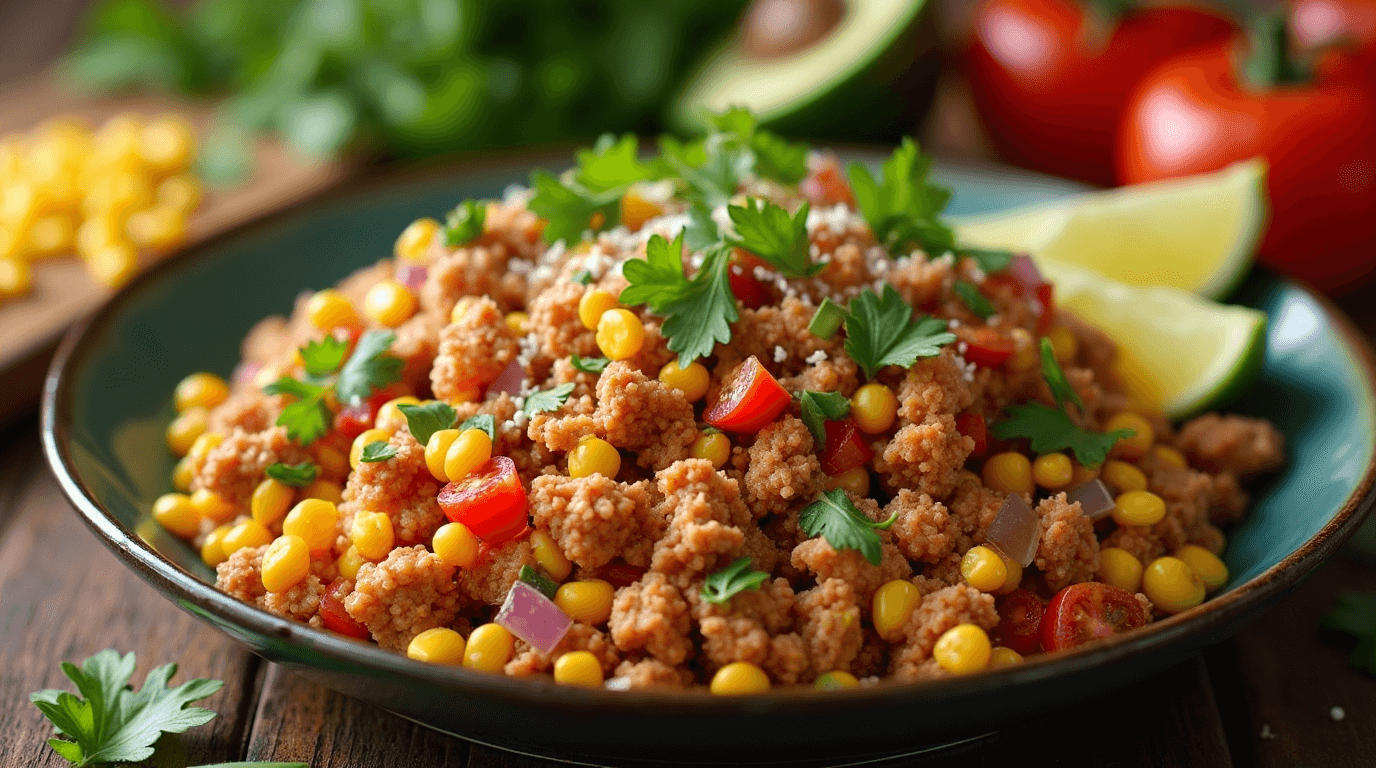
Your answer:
42;154;1376;764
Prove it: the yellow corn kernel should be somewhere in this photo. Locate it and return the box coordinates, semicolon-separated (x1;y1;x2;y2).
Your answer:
444;428;492;482
814;670;860;690
1099;547;1144;593
337;545;364;580
351;511;395;561
222;519;274;556
554;579;615;625
75;214;123;259
261;535;311;593
710;662;770;695
82;170;154;220
408;627;467;665
138;113;195;175
530;529;573;581
432;522;480;568
250;478;294;527
463;623;515;672
989;647;1024;668
1069;461;1099;486
596;308;645;361
190;488;237;524
1106;412;1154;460
1102;460;1147;493
1152;444;1188;469
152;492;199;539
314;444;348;479
425;429;460;482
933;623;992;674
568;435;621;479
826;466;871;498
88;242;139;289
201;524;233;567
1046;325;1078;364
91;113;144;167
282;498;339;552
363;279;417;327
155;173;202;214
351;428;392;470
306;289;360;331
187;432;223;462
1112;490;1167;527
304;478;343;504
165;407;210;457
958;469;982;487
376;395;421;433
175;372;230;413
553;650;604;687
872;579;921;642
1175;544;1228;592
1032;452;1073;490
1007;328;1039;372
658;360;710;402
1195;525;1227;557
619;189;663;231
0;257;31;298
982;452;1033;496
578;288;619;330
449;296;476;324
395;217;440;262
961;546;1008;593
27;213;76;258
125;205;187;254
171;455;195;492
1142;556;1205;614
997;554;1023;594
852;383;899;434
689;431;731;469
505;311;530;335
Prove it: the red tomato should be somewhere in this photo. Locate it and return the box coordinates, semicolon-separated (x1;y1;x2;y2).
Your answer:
966;0;1234;185
1291;0;1376;49
437;456;529;544
955;411;989;457
820;417;875;475
704;355;791;433
333;384;406;439
319;579;370;639
729;251;772;310
984;256;1055;334
800;153;856;208
994;589;1044;655
1041;582;1149;651
598;560;648;589
958;327;1015;368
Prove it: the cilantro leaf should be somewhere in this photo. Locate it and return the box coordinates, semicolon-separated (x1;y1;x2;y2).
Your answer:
528;170;620;245
298;336;349;379
275;395;332;446
726;198;824;278
843;285;956;379
397;401;457;445
523;382;575;416
446;199;487;246
847;138;956;256
621;234;739;366
799;390;850;445
703;106;809;184
1039;338;1084;411
571;269;594;285
359;440;397;463
954;281;996;320
571;354;610;373
799;489;898;566
962;247;1015;274
682;201;721;252
458;413;497;442
575;133;661;192
262;376;325;400
666;127;753;209
335;330;402;405
700;557;771;605
265;462;319;488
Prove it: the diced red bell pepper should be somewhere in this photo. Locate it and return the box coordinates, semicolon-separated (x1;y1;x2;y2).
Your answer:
704;355;791;433
598;560;648;589
319;579;370;639
333;383;406;439
438;456;529;545
820;417;875;475
959;327;1016;369
955;411;988;457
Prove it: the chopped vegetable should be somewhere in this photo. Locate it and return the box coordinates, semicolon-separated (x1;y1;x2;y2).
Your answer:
445;200;486;246
958;327;1015;368
528;171;621;245
954;280;996;319
320;578;370;639
571;354;610;374
701;557;771;605
984;493;1040;567
703;355;790;433
726;198;825;278
265;461;318;488
799;488;898;566
1066;479;1116;520
437;456;528;544
571;270;594;285
518;564;560;600
820;418;875;476
457;413;497;443
843;285;956;379
1041;582;1149;651
523;383;576;416
488;359;527;398
620;233;738;366
962;248;1015;274
994;589;1044;655
799;390;851;445
807;297;846;340
847;137;956;256
496;580;574;655
359;441;397;463
398;401;458;446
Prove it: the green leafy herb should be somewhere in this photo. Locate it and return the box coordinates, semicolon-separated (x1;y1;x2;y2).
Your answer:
799;390;851;445
1321;593;1376;675
726;198;824;278
571;354;610;374
359;441;397;463
843;285;956;379
458;413;497;443
264;331;400;446
523;382;576;416
962;247;1015;274
700;557;771;605
703;106;809;184
446;199;487;246
799;489;898;566
847;138;956;256
528;170;621;245
1039;339;1084;411
954;281;996;320
262;377;325;400
335;331;403;405
571;270;594;286
518;564;560;600
620;233;738;366
682;201;722;252
299;336;350;381
575;133;661;192
269;390;333;446
397;401;457;446
265;462;318;488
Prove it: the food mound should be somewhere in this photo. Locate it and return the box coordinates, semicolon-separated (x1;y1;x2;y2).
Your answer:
153;112;1284;693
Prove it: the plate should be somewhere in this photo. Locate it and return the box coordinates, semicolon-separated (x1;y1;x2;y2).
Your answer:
41;154;1376;764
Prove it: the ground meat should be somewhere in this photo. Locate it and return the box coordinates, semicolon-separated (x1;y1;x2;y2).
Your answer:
888;253;955;309
796;578;863;676
194;427;308;510
947;482;1006;553
613;658;695;690
390;313;441;394
504;623;621;677
874;415;974;501
690;577;806;682
1102;525;1165;565
592;362;697;471
1139;452;1214;552
650;459;750;586
852;629;889;679
779;358;861;397
207;391;275;435
529;475;658;570
430;296;521;400
216;544;267;602
1034;493;1099;592
790;535;912;605
1208;472;1250;525
344;545;460;651
262;574;327;625
609;573;694;665
896;350;975;423
890;585;998;681
742;416;824;519
1176;413;1285;476
419;241;523;318
455;536;535;605
337;431;444;551
529;281;598;359
885;489;957;564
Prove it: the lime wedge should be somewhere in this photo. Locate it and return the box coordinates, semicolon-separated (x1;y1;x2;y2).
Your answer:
953;159;1268;300
1040;260;1267;419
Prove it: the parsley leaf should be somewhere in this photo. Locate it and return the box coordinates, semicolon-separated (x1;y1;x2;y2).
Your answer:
682;201;721;252
962;247;1015;274
274;395;332;446
700;557;771;605
298;336;349;379
726;198;824;278
1321;593;1376;675
528;170;621;245
446;199;486;246
359;440;397;463
621;234;738;366
523;382;575;416
458;413;497;442
575;133;661;192
262;377;325;400
799;489;898;566
265;462;318;488
397;401;456;445
671;137;752;209
847;138;956;256
704;106;809;184
954;281;996;320
799;390;850;445
335;330;402;405
571;354;610;373
843;285;956;379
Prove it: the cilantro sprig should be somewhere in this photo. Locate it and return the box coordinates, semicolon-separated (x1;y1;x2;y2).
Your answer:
446;199;487;246
571;354;610;374
799;390;850;445
359;441;397;463
523;383;576;416
398;401;457;445
726;198;825;278
700;557;771;605
800;489;898;566
264;330;402;446
528;170;622;245
842;285;956;379
620;233;738;366
847;138;956;257
265;462;318;488
458;413;497;442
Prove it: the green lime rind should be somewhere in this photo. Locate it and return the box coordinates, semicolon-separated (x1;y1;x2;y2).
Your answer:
1166;312;1267;420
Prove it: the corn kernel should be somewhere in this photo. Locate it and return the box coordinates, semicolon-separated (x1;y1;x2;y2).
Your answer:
961;546;1008;593
814;670;860;689
1007;328;1039;372
375;395;421;433
27;213;76;258
201;524;232;567
1046;325;1077;363
463;623;515;672
989;647;1024;668
553;650;604;687
1032;452;1073;490
425;429;460;482
1175;544;1228;592
872;579;921;642
351;510;395;561
187;431;223;462
449;296;475;324
1102;460;1147;493
596;308;645;361
351;427;392;470
826;466;870;498
261;535;311;593
0;257;31;298
395;217;440;263
304;478;343;504
530;529;573;581
710;662;770;695
190;487;237;524
933;623;992;674
166;408;208;457
175;372;230;412
250;478;294;527
505;311;530;335
1099;547;1144;593
620;189;663;231
578;288;619;330
852;383;898;434
88;242;139;289
152;492;199;539
554;579;615;625
568;435;621;479
433;522;480;568
444;428;492;482
138;113;195;175
958;469;982;487
125;205;187;254
1112;490;1166;527
363;279;417;327
997;553;1023;594
658;360;709;402
282;498;339;552
171;455;195;492
306;289;361;331
408;627;467;665
82;170;153;220
337;545;364;580
982;451;1033;496
1142;556;1205;614
689;431;731;469
222;519;273;556
1152;444;1188;469
75;214;123;259
314;444;348;478
1106;412;1154;460
1195;525;1227;556
91;114;144;167
155;173;202;214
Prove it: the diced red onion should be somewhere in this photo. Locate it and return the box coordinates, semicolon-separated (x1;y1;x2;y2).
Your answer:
1066;479;1116;521
488;359;526;398
496;580;572;654
985;493;1040;567
1008;254;1048;317
396;264;428;291
232;361;261;387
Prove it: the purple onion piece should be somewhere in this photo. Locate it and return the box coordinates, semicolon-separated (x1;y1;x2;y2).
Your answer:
233;361;261;387
488;359;526;398
1065;479;1116;521
396;264;428;291
985;493;1040;567
496;580;573;654
1007;254;1048;315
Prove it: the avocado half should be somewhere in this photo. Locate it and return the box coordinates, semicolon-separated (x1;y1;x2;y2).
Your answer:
668;0;938;142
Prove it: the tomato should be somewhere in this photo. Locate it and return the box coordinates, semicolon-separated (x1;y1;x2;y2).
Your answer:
994;589;1044;655
958;327;1015;368
729;251;772;310
319;579;370;639
598;560;648;589
984;256;1054;334
800;153;856;208
1117;28;1376;292
955;411;989;457
820;417;875;475
704;355;792;433
333;383;406;439
1041;582;1149;651
437;456;529;544
966;0;1234;185
1291;0;1376;50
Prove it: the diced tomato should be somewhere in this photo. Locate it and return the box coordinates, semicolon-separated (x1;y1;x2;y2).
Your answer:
959;327;1015;369
983;256;1056;335
319;579;370;640
599;560;648;589
437;456;529;545
728;251;772;310
820;417;875;475
333;383;406;439
955;411;988;457
1041;582;1149;652
704;355;791;433
994;589;1044;655
800;154;856;208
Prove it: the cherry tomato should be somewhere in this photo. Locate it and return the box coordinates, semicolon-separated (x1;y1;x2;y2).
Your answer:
958;327;1015;369
956;411;989;457
728;251;772;310
994;589;1044;655
437;456;529;544
966;0;1234;185
704;355;791;433
800;153;856;208
820;417;875;475
1041;582;1149;652
333;383;406;439
1117;25;1376;292
598;560;648;589
1291;0;1376;50
319;579;370;639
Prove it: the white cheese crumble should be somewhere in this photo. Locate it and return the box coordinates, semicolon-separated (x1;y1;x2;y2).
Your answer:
773;345;788;363
805;350;828;365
